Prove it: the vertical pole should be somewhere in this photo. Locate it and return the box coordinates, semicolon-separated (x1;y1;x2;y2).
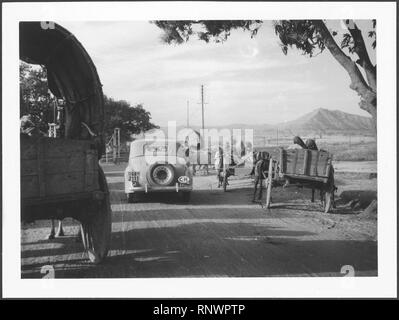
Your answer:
53;100;57;124
113;129;117;164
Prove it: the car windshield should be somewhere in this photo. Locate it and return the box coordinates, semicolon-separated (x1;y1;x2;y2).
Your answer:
130;140;184;157
144;144;169;153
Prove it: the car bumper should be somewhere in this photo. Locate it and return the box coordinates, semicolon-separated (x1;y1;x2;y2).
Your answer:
125;183;192;194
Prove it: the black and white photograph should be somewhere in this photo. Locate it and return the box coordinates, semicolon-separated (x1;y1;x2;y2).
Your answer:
2;1;397;298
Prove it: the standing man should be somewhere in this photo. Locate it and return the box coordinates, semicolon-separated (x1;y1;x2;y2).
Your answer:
252;152;269;202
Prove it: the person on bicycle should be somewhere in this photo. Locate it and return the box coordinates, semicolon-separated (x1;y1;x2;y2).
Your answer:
214;145;224;187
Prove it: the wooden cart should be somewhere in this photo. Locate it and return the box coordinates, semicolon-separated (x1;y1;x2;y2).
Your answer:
264;148;335;213
20;22;111;263
220;148;273;192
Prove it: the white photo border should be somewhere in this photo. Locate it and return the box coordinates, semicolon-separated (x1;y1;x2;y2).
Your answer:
2;1;397;298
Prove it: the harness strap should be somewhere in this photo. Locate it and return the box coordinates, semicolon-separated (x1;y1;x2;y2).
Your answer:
81;122;97;137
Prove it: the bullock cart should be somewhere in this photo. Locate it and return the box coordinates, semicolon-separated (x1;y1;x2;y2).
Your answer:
20;22;111;263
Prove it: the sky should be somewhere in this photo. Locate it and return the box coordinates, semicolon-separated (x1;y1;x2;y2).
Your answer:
61;20;376;128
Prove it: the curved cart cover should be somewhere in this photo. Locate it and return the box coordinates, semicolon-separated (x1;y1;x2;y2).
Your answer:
20;22;104;144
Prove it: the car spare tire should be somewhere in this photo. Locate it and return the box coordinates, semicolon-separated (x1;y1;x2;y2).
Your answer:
147;163;175;186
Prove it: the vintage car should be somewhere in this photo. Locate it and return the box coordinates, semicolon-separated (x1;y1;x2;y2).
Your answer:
125;139;193;202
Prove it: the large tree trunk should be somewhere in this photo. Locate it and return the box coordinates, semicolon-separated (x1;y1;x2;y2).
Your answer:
314;20;377;132
345;20;376;91
314;20;377;218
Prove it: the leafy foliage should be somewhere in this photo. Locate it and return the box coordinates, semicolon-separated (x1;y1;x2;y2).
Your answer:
152;20;263;44
273;20;326;57
20;61;56;133
154;19;376;59
103;96;159;142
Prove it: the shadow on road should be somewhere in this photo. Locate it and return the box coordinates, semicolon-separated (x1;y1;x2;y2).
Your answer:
21;208;377;278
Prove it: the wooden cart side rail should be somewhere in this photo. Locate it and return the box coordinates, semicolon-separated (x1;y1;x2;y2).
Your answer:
279;148;332;178
21;137;99;199
280;173;329;184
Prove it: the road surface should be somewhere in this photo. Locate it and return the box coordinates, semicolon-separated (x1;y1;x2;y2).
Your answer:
21;164;377;278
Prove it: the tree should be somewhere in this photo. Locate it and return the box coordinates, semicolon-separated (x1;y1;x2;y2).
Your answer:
20;61;56;133
103;95;159;142
20;61;159;141
153;20;377;130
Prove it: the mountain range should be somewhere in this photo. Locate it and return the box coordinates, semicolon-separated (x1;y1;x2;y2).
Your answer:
159;108;375;137
183;108;374;134
276;108;374;133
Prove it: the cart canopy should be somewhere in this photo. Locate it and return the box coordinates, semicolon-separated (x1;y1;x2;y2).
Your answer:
20;22;104;142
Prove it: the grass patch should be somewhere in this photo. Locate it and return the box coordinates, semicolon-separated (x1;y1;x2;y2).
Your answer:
323;141;377;161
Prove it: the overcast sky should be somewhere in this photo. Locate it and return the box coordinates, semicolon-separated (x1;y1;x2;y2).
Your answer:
61;20;375;128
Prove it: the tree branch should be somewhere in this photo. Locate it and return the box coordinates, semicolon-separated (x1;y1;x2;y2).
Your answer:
344;20;376;91
312;20;376;119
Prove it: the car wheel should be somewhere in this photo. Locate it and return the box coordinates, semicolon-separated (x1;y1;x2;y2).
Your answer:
148;163;175;186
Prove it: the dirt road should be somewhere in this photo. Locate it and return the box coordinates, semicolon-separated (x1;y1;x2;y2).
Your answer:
21;164;377;278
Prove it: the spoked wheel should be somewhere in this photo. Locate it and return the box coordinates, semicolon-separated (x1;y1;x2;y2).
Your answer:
323;190;333;213
81;167;112;264
265;159;274;209
265;177;272;209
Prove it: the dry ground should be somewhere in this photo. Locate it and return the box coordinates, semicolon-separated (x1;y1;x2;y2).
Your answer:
21;162;377;278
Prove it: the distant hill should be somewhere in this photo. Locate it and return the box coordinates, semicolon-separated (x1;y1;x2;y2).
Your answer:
276;108;374;133
159;108;374;137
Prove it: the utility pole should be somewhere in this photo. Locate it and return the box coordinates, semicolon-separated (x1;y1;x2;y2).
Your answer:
200;85;205;131
197;85;208;130
197;85;209;174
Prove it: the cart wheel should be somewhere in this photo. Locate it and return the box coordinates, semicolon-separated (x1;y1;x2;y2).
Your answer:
265;178;272;208
265;159;274;209
81;167;112;264
323;171;335;213
323;191;333;213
